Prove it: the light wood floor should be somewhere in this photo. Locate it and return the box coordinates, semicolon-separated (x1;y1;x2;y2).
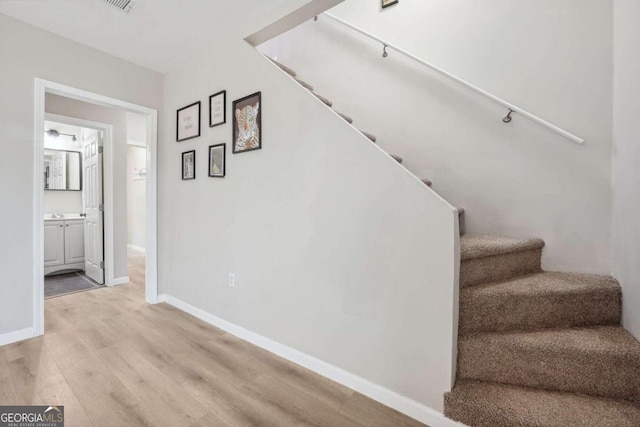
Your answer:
0;252;427;427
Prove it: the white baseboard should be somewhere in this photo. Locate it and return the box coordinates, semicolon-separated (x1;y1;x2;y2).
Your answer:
0;327;35;347
162;295;462;427
108;276;130;286
127;244;146;254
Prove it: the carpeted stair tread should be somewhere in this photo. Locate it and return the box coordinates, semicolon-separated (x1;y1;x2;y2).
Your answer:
336;111;353;124
461;235;545;261
460;235;544;287
444;380;640;427
390;154;403;163
268;57;297;77
361;130;377;143
295;78;314;91
457;325;640;402
421;178;432;187
313;93;333;107
459;272;622;333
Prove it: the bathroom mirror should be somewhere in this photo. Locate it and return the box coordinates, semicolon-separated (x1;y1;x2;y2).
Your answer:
44;149;82;191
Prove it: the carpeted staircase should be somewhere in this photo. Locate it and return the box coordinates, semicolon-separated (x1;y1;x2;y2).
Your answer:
267;57;640;427
446;235;640;426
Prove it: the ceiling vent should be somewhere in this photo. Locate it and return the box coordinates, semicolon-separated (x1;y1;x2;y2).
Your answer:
102;0;136;13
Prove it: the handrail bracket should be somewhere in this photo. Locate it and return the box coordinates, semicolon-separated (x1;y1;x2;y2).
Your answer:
503;109;515;124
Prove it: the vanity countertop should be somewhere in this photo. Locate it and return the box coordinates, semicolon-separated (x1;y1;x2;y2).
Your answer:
44;214;84;221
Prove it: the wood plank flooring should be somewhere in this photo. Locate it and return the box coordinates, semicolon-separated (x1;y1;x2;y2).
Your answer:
1;251;428;427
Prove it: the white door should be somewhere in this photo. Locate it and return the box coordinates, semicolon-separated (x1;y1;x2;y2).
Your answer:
64;220;85;264
44;221;65;267
82;129;104;284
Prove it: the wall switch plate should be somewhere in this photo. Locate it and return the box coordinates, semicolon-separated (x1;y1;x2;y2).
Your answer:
228;273;236;288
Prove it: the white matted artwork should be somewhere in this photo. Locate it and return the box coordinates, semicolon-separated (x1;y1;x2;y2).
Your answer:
209;90;226;128
182;150;196;180
208;143;226;178
177;101;201;142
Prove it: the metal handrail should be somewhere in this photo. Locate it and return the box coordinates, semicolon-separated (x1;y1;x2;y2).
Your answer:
320;13;584;144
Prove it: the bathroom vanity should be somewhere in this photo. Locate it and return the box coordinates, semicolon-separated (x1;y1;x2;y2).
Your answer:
44;215;85;275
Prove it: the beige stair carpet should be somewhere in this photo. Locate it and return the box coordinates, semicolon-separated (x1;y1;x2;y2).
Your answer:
446;234;640;426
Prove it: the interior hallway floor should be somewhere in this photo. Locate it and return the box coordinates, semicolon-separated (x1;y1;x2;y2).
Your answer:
0;252;426;427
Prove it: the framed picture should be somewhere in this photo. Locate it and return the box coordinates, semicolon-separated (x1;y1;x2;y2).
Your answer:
182;150;196;180
382;0;398;8
232;91;262;154
177;101;201;142
209;90;226;128
208;143;226;178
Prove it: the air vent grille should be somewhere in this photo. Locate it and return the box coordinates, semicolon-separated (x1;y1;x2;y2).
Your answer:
102;0;135;13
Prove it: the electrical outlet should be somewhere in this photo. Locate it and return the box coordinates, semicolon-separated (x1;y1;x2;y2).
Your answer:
228;273;236;288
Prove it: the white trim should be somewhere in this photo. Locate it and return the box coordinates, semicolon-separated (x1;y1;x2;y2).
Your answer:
33;78;160;339
108;276;130;286
127;139;146;148
321;13;584;145
0;327;35;347
162;295;463;427
45;113;116;285
157;293;168;303
127;244;146;253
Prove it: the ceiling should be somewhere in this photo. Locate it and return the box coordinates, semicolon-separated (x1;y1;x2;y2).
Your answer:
0;0;312;73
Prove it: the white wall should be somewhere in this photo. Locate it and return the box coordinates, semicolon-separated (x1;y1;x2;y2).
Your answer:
44;192;83;214
161;37;459;413
260;0;614;274
127;145;146;250
0;13;162;336
127;112;147;147
45;94;131;280
612;0;640;339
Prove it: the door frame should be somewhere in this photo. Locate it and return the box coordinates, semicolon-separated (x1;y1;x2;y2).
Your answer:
45;112;114;285
34;79;159;336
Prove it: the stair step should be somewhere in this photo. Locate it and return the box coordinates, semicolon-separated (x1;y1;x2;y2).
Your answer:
445;380;640;427
457;325;640;402
421;178;432;187
460;272;621;333
336;112;353;124
460;235;545;287
361;131;376;143
313;93;333;107
390;154;402;164
295;78;314;91
268;57;297;77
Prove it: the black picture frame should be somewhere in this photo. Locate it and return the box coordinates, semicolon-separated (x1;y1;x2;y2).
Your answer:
182;150;196;180
232;91;262;154
209;90;227;128
208;143;226;178
176;101;201;142
382;0;398;8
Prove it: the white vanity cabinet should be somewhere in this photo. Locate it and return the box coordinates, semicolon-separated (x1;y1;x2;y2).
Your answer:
44;219;85;275
44;220;65;268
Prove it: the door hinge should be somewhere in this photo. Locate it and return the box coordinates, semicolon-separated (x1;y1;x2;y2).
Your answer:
100;261;104;269
99;204;104;211
98;146;104;154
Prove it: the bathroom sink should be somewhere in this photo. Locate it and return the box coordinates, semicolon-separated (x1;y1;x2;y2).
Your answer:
44;213;84;220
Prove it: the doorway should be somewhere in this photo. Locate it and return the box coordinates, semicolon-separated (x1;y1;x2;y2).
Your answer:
34;79;159;336
43;118;106;298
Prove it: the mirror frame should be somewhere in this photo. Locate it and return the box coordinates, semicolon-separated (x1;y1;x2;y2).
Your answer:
44;148;83;192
